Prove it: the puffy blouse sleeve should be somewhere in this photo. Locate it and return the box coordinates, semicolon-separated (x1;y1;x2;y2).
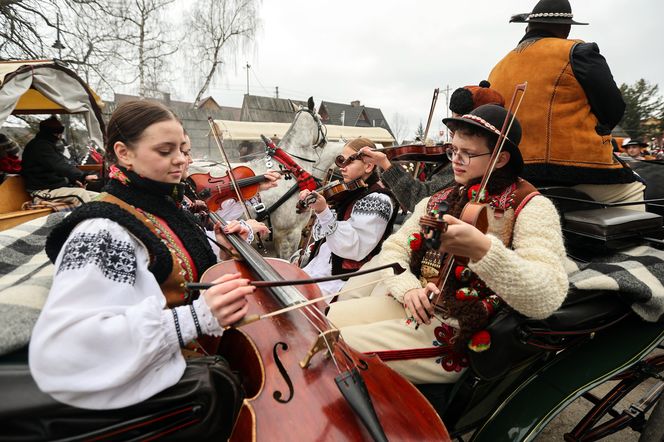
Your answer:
29;218;221;409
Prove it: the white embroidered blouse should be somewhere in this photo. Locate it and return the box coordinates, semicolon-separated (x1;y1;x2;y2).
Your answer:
302;193;394;296
29;218;224;410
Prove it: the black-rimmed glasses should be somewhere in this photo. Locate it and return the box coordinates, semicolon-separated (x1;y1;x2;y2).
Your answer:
445;146;491;166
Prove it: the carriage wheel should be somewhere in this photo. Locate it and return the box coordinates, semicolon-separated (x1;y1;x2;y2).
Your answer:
639;394;664;442
563;354;664;442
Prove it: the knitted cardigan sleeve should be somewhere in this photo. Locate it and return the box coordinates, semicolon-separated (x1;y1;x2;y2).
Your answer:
380;165;453;212
468;195;568;319
370;198;431;302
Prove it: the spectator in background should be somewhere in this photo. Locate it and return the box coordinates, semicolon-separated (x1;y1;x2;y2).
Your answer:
0;133;22;175
20;115;98;205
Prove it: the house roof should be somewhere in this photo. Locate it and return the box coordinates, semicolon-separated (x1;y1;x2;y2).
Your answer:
107;93;241;121
319;101;391;134
240;94;307;122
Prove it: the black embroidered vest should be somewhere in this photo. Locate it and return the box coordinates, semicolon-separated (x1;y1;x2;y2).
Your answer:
309;181;398;275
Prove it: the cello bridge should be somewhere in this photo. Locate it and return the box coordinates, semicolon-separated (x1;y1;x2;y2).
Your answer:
300;329;340;368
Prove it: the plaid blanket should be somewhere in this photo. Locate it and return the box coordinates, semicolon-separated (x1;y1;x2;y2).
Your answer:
0;213;65;356
566;245;664;323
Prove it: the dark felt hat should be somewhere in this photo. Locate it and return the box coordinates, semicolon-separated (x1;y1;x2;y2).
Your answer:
449;80;505;116
623;139;649;148
443;104;524;174
510;0;588;25
39;115;65;134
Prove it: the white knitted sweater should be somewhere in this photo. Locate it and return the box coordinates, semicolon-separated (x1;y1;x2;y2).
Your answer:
369;193;568;319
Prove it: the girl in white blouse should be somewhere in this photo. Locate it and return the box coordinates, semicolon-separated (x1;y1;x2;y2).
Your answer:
30;100;253;410
298;137;398;297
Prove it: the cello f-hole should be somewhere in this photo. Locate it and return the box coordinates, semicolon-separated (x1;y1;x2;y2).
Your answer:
272;342;295;404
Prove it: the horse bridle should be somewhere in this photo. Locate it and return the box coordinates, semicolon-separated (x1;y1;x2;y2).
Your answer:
293;107;328;150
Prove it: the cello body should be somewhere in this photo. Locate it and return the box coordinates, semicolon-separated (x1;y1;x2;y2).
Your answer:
201;259;450;441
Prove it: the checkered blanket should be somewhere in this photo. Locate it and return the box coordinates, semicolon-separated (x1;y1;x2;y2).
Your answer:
566;245;664;323
0;213;65;355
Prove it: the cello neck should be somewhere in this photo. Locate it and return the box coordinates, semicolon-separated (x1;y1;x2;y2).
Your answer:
208;212;305;307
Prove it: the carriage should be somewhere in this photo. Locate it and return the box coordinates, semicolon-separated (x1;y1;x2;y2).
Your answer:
1;92;664;440
0;59;105;231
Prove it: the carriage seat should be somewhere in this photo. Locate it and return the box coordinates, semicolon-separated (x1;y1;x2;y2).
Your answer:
563;207;662;245
0;347;243;441
0;175;52;232
539;186;663;251
468;290;631;381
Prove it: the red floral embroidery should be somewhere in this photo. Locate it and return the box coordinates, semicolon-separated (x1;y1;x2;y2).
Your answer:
433;323;469;372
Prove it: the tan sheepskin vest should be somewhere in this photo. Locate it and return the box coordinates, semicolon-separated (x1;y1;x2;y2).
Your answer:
489;38;623;171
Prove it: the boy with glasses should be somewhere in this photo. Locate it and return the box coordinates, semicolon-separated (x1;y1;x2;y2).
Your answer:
360;81;504;212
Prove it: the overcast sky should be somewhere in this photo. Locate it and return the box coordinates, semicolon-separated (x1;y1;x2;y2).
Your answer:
175;0;664;141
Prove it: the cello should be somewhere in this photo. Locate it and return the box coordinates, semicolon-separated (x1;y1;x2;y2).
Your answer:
198;210;450;441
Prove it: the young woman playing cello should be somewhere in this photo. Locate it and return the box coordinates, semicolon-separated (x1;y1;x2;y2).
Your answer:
327;104;568;386
297;137;398;298
29;101;253;409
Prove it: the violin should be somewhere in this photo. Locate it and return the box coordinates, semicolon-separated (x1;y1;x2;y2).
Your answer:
187;167;289;212
295;178;367;213
196;210;450;440
361;143;451;163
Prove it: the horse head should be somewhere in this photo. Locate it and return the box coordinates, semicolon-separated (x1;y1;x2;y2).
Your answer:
280;97;327;156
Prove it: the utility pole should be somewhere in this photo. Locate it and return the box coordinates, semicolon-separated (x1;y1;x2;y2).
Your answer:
245;62;251;95
275;86;279;98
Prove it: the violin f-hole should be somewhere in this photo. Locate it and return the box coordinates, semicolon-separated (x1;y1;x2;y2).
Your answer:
272;342;294;404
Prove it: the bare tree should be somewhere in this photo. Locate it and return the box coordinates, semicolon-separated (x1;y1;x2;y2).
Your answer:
0;0;59;59
0;1;138;96
389;112;408;144
186;0;259;106
91;0;178;98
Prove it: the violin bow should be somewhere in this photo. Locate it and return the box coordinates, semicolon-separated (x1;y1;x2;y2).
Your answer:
413;88;440;179
476;82;528;199
186;262;405;290
207;117;266;251
231;274;399;328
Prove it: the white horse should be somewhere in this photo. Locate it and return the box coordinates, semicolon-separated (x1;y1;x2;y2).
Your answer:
254;100;344;259
190;98;345;259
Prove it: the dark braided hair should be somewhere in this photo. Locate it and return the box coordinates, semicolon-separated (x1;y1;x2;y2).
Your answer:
105;100;179;166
